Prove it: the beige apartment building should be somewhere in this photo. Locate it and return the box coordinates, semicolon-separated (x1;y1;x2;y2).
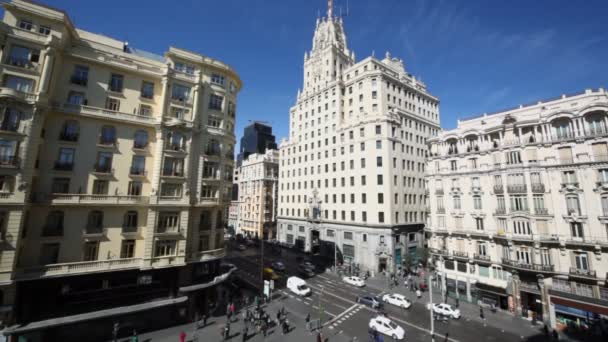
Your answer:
426;88;608;328
231;149;279;239
0;1;240;340
277;1;440;273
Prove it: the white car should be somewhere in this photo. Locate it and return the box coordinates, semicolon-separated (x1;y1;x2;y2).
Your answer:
343;276;365;287
369;316;405;340
382;293;411;309
429;303;461;319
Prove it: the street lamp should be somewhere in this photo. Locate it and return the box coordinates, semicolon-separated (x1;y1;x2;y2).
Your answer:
429;273;435;342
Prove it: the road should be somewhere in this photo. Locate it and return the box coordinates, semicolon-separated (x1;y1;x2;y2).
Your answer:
226;241;545;341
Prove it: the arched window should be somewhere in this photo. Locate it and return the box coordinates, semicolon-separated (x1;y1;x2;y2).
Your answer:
134;130;148;149
87;210;104;233
123;211;138;232
60;120;79;141
43;210;64;236
99;126;116;145
552;118;572;139
0;107;21;132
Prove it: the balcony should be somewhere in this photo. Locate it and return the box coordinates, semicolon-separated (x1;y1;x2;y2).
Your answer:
435;189;444;195
509;207;530;215
16;258;144;280
507;184;527;194
129;168;147;177
494;208;507;215
54;161;74;171
0;156;20;168
0;87;37;104
0;121;19;133
155;225;181;236
189;248;225;263
45;193;149;205
450;186;461;193
453;251;469;259
132;142;148;151
535;208;549;215
470;186;482;193
502;258;555;273
198;197;220;206
161;169;185;178
121;225;138;236
473;254;492;263
428;248;449;257
5;56;39;71
569;267;597;279
531;183;545;193
70;75;88;87
493;185;504;194
41;225;63;237
54;103;157;126
206;148;221;157
561;182;579;190
92;164;114;175
83;226;106;238
59;132;79;142
164;143;186;153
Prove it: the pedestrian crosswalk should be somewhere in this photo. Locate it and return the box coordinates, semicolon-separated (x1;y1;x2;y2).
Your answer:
327;304;364;330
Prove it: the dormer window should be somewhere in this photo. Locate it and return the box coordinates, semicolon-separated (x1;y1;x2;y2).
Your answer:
174;62;194;75
18;20;33;31
38;25;51;35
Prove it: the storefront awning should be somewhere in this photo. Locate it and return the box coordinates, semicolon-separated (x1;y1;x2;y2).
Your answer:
179;267;236;292
551;295;608;316
4;296;188;336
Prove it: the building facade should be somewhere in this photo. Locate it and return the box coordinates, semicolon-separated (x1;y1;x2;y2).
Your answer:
426;88;608;329
236;121;277;167
276;1;440;273
0;1;239;340
231;149;278;239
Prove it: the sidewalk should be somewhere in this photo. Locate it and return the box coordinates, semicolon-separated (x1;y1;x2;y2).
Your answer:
109;298;353;342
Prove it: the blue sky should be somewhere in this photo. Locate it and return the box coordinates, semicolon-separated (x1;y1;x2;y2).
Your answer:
35;0;608;146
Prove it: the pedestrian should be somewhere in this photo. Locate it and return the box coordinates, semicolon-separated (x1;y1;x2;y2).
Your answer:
131;330;138;342
202;313;208;327
242;325;248;342
444;333;449;342
543;324;549;336
480;306;485;320
455;297;459;308
230;302;236;316
416;289;422;299
262;321;268;337
552;329;559;341
404;279;408;288
180;331;186;342
317;331;323;342
306;312;310;323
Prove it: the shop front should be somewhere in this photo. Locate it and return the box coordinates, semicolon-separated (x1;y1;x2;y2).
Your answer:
549;293;608;333
475;282;509;310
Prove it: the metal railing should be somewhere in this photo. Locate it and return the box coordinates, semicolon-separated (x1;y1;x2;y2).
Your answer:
473;254;491;262
502;258;555;272
569;267;597;278
92;164;114;175
129;168;147;176
531;183;545;193
59;132;79;142
0;156;20;167
54;161;74;171
507;184;527;193
493;185;504;193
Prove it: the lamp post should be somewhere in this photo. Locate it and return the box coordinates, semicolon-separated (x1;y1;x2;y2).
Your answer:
429;273;435;342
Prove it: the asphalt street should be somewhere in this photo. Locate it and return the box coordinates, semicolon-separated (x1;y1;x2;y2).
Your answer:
226;241;547;341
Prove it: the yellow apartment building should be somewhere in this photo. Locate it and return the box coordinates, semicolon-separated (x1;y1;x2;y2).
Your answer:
0;1;240;340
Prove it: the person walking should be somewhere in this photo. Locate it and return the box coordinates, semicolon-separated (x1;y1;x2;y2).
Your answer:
131;330;138;342
455;297;459;308
202;313;208;327
416;289;422;299
180;331;186;342
305;313;310;324
242;325;248;342
552;329;559;341
480;306;485;320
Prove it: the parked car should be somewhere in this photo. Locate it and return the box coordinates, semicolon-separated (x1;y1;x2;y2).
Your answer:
356;295;382;309
342;276;365;287
428;303;461;319
271;261;286;272
301;261;316;270
263;267;279;280
369;315;405;340
382;293;411;309
237;244;247;251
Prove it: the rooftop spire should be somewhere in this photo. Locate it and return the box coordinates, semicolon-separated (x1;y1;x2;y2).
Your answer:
328;0;333;18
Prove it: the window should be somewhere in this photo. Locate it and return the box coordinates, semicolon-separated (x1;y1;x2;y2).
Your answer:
378;193;384;204
92;180;109;195
161;183;182;197
473;195;482;210
134;130;148;149
562;171;577;185
377;175;383;185
0;108;20;132
540;249;551;265
105;97;120;111
108;74;124;93
157;212;180;233
506;151;522;165
453;196;461;210
121;240;136;258
154;240;176;257
128;181;142;196
378;212;385;223
574;252;588;271
376;157;382;167
450;160;457;171
344;231;353;240
141;81;154;99
477;242;487;256
516;247;531;264
67;91;85;105
375;125;381;135
83;241;99;261
18;19;33;31
513;220;531;235
174;62;194;74
95;152;113;173
376;140;382;149
38;25;51;35
123;211;138;232
510;195;528;212
476;218;484;230
326;229;334;238
130;156;146;175
209;94;223;110
172;84;191;102
3;75;34;92
71;65;89;86
7;45;40;68
570;222;584;238
86;210;104;232
211;74;225;85
566;195;581;215
43;211;64;236
56;147;74;170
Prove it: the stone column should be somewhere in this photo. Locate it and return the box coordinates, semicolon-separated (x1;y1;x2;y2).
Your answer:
191;81;201;122
160;74;170;117
38;51;54;94
511;272;522;316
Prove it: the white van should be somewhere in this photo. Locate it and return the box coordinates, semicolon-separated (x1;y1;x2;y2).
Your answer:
287;276;312;296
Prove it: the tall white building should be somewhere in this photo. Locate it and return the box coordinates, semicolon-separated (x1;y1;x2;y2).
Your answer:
230;149;279;239
277;1;440;273
426;88;608;328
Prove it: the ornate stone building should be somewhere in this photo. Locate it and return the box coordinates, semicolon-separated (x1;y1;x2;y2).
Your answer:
426;88;608;328
276;0;440;273
0;1;239;340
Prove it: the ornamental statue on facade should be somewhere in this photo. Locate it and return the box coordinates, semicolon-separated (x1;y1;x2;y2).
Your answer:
308;188;322;221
